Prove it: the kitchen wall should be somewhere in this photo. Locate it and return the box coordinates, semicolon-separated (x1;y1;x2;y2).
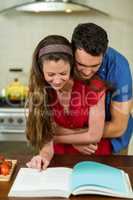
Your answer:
0;0;133;88
0;0;133;153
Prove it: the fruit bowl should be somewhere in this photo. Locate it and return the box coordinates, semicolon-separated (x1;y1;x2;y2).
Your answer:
0;157;17;181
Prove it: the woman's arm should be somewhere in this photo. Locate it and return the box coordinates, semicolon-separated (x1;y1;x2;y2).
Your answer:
54;94;105;144
26;141;54;170
54;123;88;136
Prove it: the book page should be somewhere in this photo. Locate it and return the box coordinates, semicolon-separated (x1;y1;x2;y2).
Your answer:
73;186;133;198
124;173;133;192
40;167;72;191
71;161;130;194
9;167;72;197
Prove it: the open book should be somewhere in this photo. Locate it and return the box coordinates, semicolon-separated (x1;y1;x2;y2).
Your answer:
8;161;133;198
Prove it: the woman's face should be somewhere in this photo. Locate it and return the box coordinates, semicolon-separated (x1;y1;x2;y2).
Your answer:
43;59;71;91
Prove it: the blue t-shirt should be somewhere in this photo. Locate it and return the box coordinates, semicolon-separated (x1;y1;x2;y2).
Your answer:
98;47;133;153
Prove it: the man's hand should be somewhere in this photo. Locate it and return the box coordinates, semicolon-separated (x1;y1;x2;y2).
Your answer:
73;143;98;155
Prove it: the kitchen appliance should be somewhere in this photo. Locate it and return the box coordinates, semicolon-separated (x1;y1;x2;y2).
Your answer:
0;106;27;141
5;78;28;103
0;69;28;141
0;0;109;15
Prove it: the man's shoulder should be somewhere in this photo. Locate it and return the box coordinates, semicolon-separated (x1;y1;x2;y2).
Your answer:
105;47;129;64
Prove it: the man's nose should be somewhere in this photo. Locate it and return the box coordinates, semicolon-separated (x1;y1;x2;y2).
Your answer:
82;69;92;75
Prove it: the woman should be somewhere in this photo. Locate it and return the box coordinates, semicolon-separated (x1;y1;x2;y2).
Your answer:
26;35;111;170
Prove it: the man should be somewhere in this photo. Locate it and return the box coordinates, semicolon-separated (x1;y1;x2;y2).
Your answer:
70;23;133;154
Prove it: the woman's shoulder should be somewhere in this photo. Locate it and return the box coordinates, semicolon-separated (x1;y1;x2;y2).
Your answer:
73;79;86;90
73;77;106;106
74;75;107;92
89;75;107;92
86;76;106;106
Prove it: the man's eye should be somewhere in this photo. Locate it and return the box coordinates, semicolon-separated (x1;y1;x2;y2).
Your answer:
76;62;83;67
48;73;54;76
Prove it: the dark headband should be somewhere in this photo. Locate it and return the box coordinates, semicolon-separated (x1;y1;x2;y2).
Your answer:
38;44;73;58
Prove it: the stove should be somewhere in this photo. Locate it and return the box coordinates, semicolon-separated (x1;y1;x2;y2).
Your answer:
0;105;27;141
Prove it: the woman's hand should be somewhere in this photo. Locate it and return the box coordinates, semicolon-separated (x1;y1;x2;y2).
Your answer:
73;143;98;155
26;155;50;170
26;141;54;170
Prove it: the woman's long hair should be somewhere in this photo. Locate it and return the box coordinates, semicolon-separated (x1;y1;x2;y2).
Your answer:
26;35;73;150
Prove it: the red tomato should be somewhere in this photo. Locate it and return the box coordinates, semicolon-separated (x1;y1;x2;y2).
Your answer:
3;160;12;169
0;155;5;164
1;163;10;176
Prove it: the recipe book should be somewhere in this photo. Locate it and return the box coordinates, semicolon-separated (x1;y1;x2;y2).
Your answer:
8;161;133;198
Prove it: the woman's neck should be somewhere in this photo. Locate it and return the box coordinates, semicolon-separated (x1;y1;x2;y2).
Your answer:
59;78;74;93
57;79;74;115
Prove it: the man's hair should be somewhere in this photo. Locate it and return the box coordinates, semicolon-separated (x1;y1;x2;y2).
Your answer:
72;23;108;56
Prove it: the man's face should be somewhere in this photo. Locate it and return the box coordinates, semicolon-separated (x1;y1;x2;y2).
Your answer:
75;48;103;80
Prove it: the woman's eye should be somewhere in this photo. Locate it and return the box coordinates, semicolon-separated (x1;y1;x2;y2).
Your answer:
60;72;67;75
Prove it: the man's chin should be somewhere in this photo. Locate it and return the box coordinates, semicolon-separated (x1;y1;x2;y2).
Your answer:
74;68;94;80
80;73;93;80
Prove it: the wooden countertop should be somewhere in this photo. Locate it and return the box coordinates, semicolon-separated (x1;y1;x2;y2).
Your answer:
0;154;133;200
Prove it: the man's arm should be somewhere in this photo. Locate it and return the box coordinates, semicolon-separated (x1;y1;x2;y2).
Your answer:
54;94;105;144
103;99;133;138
